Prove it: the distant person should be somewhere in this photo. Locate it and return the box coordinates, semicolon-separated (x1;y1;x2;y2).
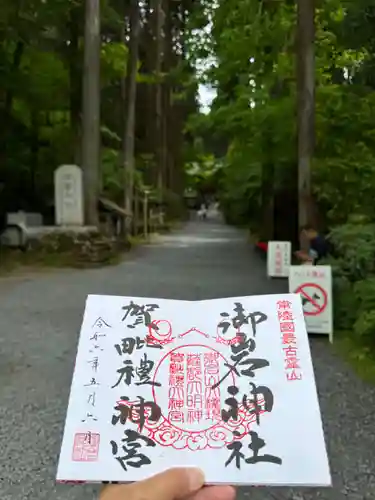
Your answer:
295;225;329;265
197;203;207;220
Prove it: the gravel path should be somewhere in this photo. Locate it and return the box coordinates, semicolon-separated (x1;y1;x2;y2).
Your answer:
0;219;374;500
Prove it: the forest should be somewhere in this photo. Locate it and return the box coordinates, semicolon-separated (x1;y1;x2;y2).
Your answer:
1;0;199;229
192;0;375;369
1;0;375;368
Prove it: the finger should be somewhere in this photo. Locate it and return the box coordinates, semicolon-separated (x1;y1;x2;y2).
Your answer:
190;486;236;500
131;467;205;500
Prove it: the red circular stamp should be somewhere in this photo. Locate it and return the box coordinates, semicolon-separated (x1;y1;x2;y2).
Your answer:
139;342;267;450
146;319;174;345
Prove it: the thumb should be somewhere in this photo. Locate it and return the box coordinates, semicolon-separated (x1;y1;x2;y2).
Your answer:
133;467;205;500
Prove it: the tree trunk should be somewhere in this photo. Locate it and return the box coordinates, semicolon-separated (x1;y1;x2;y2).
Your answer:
122;0;141;233
260;156;274;240
82;0;101;226
0;41;24;169
162;0;171;192
29;111;39;206
133;188;139;235
152;0;164;199
68;4;83;165
297;0;315;231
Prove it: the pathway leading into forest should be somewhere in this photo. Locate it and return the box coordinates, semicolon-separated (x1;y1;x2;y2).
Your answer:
0;218;374;500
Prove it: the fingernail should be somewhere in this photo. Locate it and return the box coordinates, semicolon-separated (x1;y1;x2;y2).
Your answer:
187;468;205;491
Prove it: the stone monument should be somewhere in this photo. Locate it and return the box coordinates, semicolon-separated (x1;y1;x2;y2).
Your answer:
54;165;84;226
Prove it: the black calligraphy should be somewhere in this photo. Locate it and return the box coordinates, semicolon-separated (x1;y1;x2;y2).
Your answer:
136;353;161;386
88;357;99;372
225;431;282;468
110;429;156;471
92;317;111;329
114;336;162;356
215;300;279;469
243;382;274;425
87;392;96;407
81;412;98;423
112;396;162;432
85;377;100;387
218;303;268;337
222;386;239;423
112;360;134;387
122;301;160;329
212;332;269;390
84;431;92;444
112;354;161;388
221;382;274;424
83;316;109;423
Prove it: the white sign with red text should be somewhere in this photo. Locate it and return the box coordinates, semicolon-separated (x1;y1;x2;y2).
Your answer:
57;293;331;487
288;266;333;340
267;241;292;278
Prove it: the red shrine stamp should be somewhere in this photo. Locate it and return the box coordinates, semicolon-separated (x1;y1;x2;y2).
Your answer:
146;319;174;345
72;432;100;462
135;341;268;451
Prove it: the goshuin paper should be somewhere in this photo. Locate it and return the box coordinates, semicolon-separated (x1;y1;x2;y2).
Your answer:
56;294;331;487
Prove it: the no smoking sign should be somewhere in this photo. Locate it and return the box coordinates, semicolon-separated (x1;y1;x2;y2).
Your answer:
289;265;333;338
295;283;328;317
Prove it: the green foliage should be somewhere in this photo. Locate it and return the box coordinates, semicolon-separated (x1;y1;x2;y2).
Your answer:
162;189;187;220
1;0;203;233
218;139;262;225
184;0;375;366
353;307;375;347
323;223;375;354
101;148;122;200
101;42;128;84
186;0;375;232
331;275;357;330
20;48;69;109
333;276;375;350
0;0;134;214
328;223;375;280
313;86;375;223
185;152;223;197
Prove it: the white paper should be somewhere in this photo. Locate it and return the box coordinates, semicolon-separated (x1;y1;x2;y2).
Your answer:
57;294;331;487
267;242;291;278
289;266;333;340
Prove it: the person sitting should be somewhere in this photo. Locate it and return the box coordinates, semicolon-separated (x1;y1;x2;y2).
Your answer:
295;224;329;265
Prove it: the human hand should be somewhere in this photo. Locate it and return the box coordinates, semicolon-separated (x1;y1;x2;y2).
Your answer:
294;250;310;262
100;467;236;500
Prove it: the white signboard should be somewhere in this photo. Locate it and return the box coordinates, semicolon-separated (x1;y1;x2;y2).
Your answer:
267;241;291;278
289;266;333;340
57;294;331;487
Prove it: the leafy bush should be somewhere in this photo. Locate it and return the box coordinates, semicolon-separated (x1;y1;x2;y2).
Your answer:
353;309;375;348
331;275;357;331
353;277;375;314
328;223;375;280
327;223;375;353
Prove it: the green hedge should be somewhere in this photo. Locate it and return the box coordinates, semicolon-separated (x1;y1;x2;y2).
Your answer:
322;222;375;352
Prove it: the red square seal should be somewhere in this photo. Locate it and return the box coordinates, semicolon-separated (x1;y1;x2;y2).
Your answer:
72;432;100;462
